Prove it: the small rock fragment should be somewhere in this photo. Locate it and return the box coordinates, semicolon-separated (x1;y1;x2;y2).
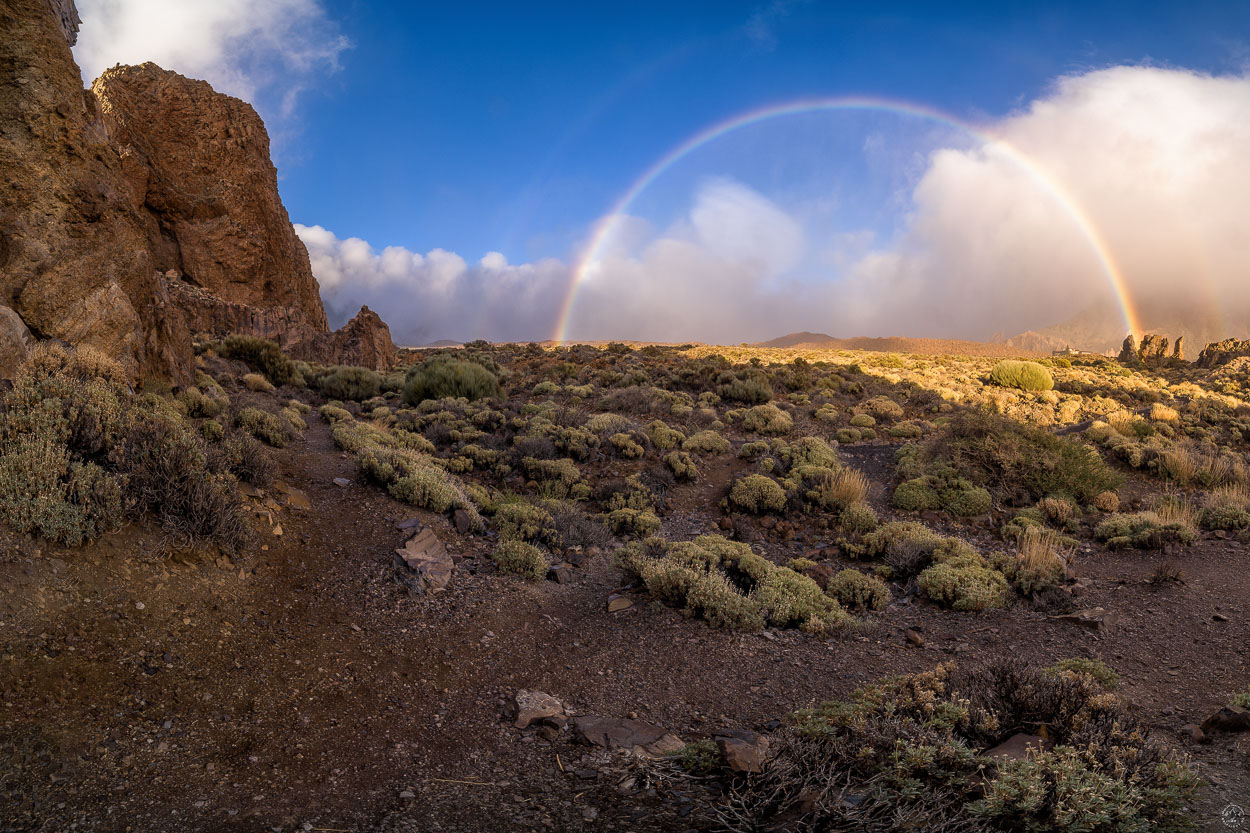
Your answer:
512;689;565;729
606;594;632;612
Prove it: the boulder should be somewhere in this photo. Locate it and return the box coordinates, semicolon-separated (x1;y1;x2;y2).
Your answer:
574;716;667;750
511;690;565;729
1201;706;1250;734
0;305;33;379
714;730;772;773
1117;334;1138;365
1137;334;1169;365
395;528;453;593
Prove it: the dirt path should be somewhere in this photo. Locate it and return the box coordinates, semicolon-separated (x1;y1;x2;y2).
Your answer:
2;414;1248;832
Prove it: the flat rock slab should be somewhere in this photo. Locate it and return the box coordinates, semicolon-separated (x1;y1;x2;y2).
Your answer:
1054;607;1119;632
396;528;453;593
574;716;667;750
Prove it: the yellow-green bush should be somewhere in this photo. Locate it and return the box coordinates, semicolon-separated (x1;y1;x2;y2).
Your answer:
743;403;793;435
989;359;1054;392
217;334;296;386
318;366;383;401
826;569;890;611
729;474;787;513
663;451;698;481
236;407;290;447
615;535;850;633
683;430;731;455
403;356;499;404
492;540;548;580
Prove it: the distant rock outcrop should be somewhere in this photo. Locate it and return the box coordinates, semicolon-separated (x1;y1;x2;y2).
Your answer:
1196;338;1250;369
0;0;396;380
1118;333;1183;367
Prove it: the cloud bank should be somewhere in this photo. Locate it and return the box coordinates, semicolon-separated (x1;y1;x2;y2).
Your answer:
302;65;1250;346
74;0;349;120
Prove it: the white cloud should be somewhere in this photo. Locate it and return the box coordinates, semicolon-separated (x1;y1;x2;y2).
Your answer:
300;65;1250;348
74;0;349;120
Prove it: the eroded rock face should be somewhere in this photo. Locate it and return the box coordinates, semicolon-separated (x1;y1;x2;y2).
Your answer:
92;64;328;332
0;304;33;379
1197;338;1250;369
1;1;396;380
0;0;190;381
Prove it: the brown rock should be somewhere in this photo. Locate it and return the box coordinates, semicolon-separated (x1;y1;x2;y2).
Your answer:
395;528;453;593
1055;607;1119;632
981;733;1052;761
92;64;327;330
511;689;564;729
453;507;472;534
905;628;925;648
0;305;33;379
0;1;397;380
0;0;190;382
547;563;574;584
1117;334;1138;365
607;594;633;612
1178;723;1206;743
715;730;771;773
1201;706;1250;734
1138;334;1169;365
1172;336;1184;361
574;716;666;750
1197;338;1250;369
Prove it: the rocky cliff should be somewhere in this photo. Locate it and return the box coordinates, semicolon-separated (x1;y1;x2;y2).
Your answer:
0;0;395;379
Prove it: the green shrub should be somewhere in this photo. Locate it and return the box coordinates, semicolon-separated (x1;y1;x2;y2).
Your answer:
492;540;548;580
663;451;698;481
849;412;876;428
615;535;850;633
717;376;772;404
608;432;645;458
403;357;499;404
494;502;557;544
217;335;296;386
917;558;1009;610
990;359;1054;391
835;428;861;443
1094;511;1197;549
235;407;289;447
683;430;731;455
1045;657;1119;689
725;661;1197;831
676;739;722;775
826;569;890;611
743;403;793;435
920;412;1121;505
838;501;878;533
318;366;383;401
729;474;787;514
358;446;481;526
606;507;662;537
242;372;274;392
0;344;249;552
646;420;685;451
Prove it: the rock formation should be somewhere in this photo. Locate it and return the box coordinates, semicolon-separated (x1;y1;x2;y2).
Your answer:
1197;338;1250;369
0;0;191;381
0;0;396;380
92;64;328;330
1118;333;1185;367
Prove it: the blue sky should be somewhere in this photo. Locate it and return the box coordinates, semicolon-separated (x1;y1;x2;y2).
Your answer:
277;1;1250;263
76;1;1250;344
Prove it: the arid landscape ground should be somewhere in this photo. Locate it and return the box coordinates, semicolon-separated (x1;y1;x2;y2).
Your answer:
5;2;1250;830
3;338;1249;832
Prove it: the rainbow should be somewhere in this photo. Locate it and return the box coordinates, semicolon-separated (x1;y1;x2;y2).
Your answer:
551;96;1143;344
